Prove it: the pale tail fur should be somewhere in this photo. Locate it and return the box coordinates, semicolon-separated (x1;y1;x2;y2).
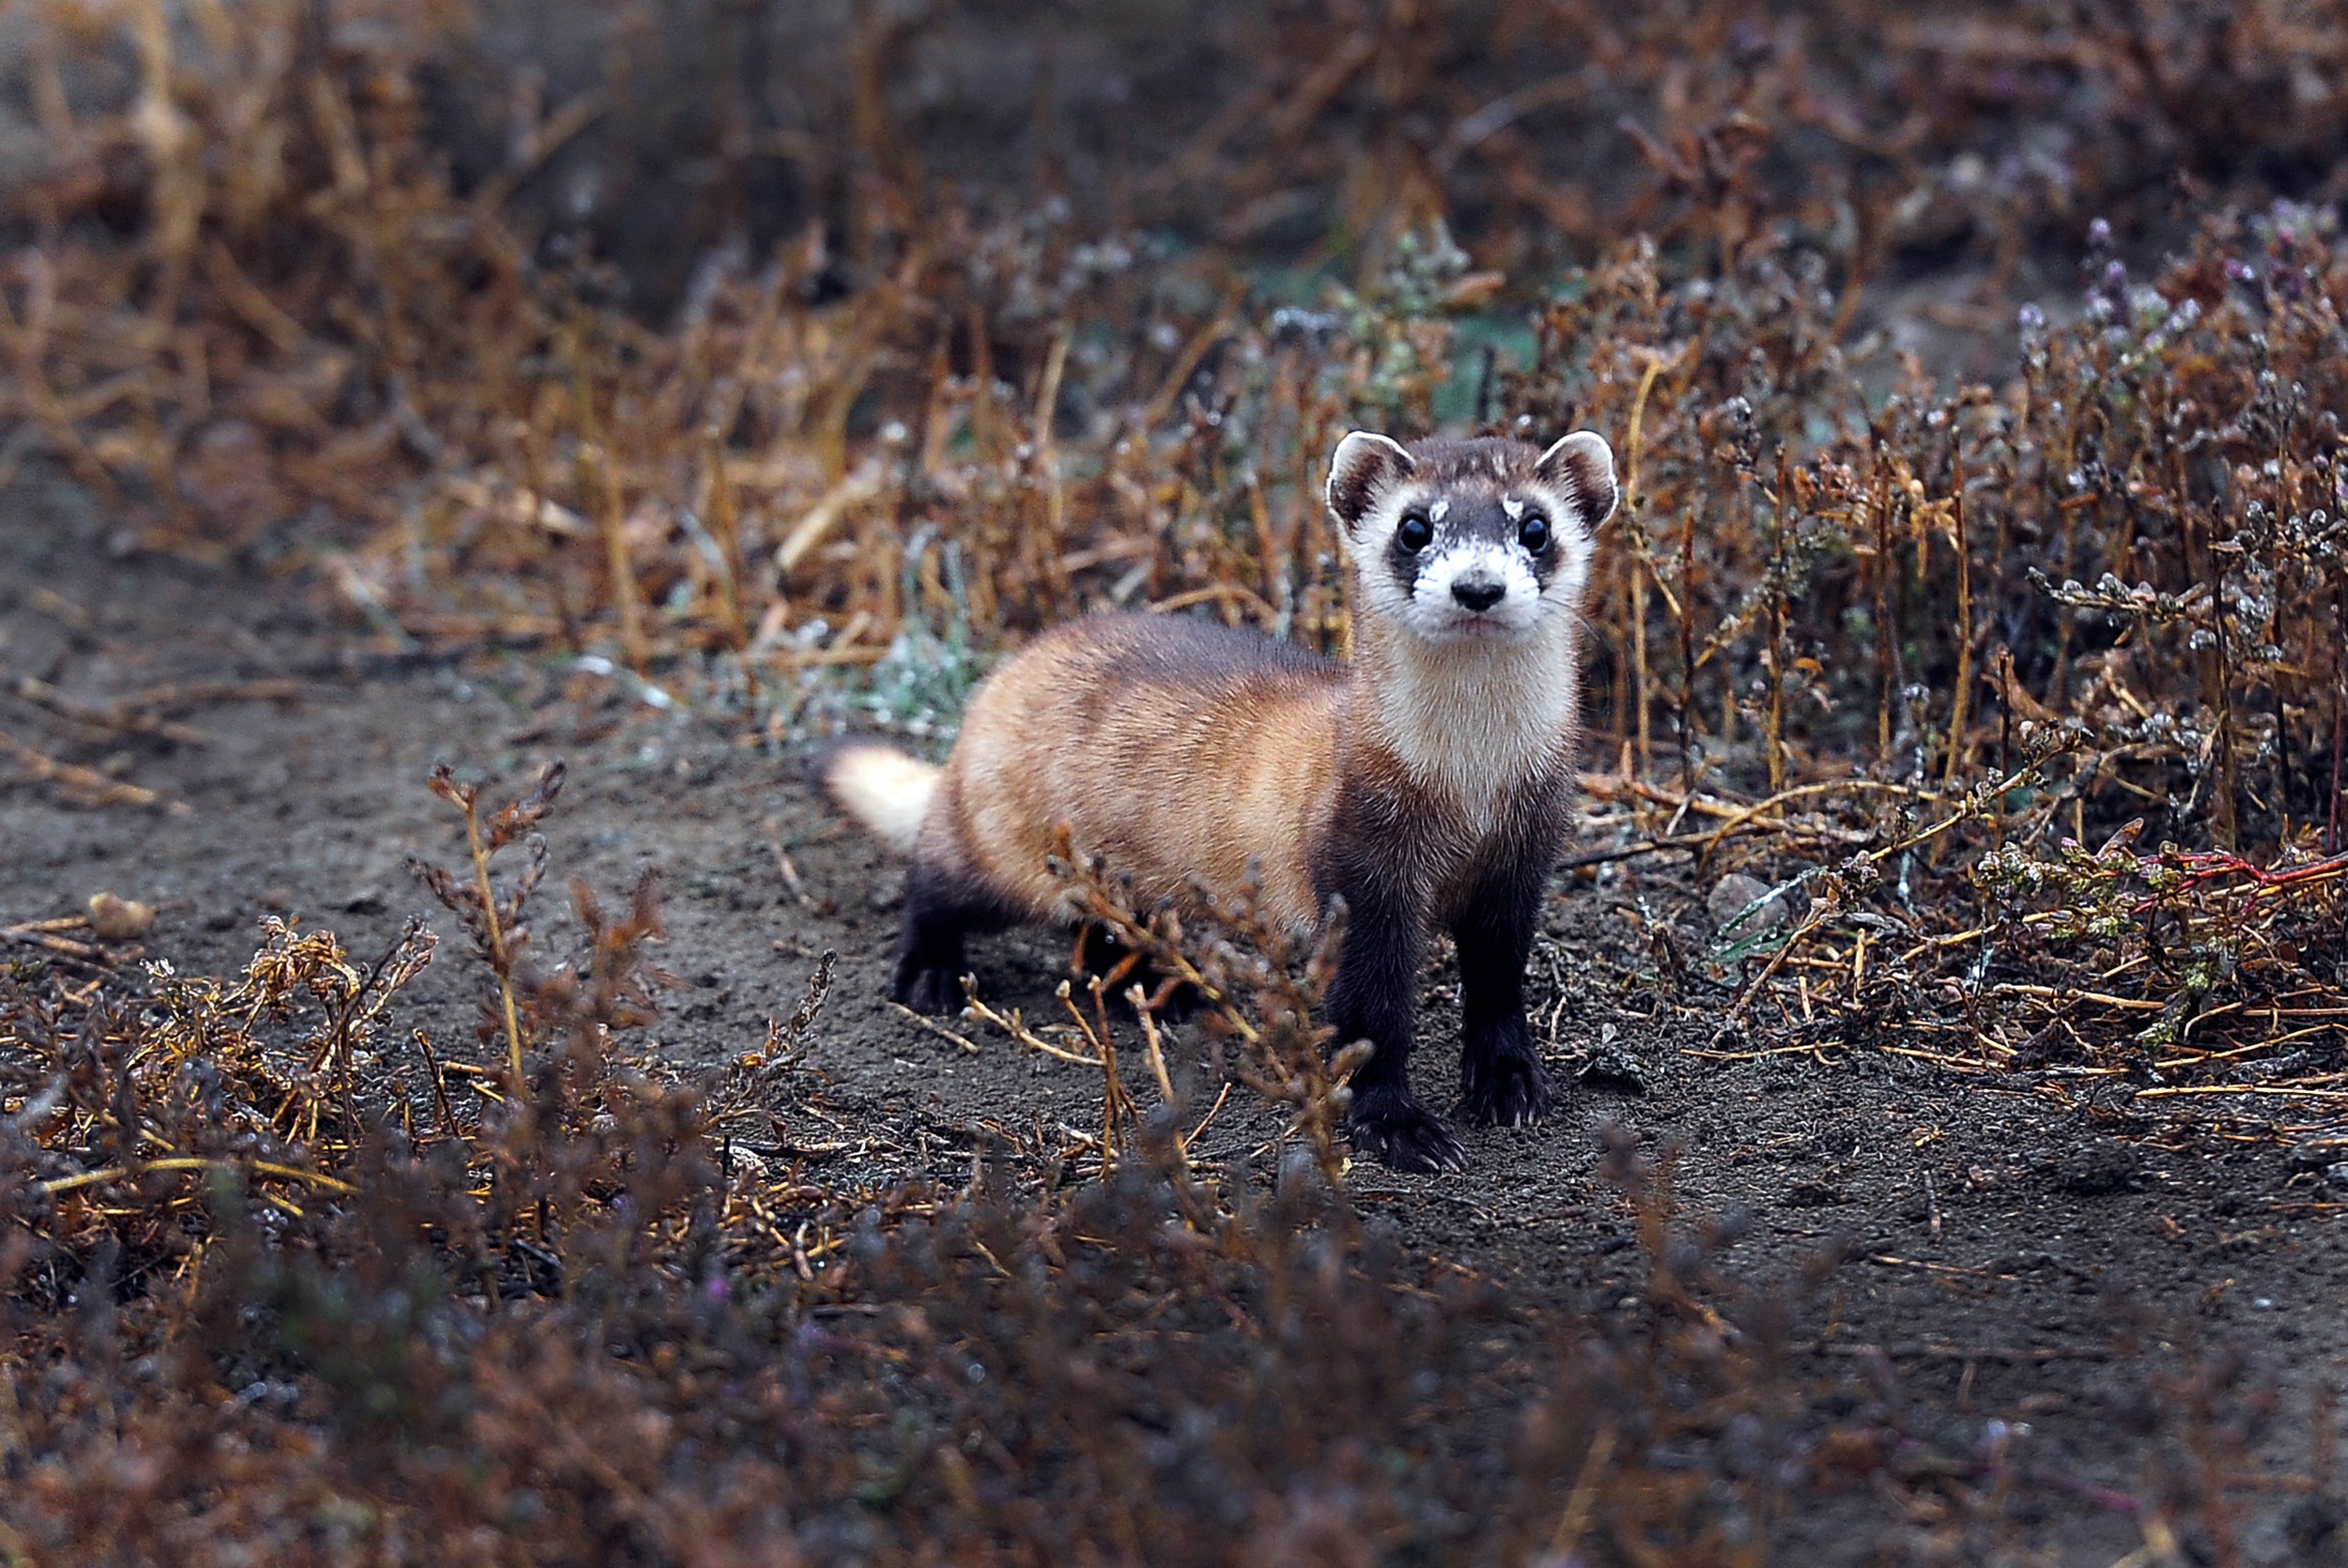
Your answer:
824;744;939;855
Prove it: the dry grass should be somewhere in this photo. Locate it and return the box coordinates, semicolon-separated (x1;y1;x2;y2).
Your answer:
5;767;2315;1563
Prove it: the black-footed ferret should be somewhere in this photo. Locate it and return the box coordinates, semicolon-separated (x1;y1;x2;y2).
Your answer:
824;429;1616;1172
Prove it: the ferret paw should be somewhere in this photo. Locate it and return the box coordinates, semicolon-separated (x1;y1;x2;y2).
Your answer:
891;962;966;1015
1347;1092;1469;1174
1458;1049;1552;1129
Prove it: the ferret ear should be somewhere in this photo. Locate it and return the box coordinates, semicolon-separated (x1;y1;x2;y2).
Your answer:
1537;431;1619;528
1325;431;1415;531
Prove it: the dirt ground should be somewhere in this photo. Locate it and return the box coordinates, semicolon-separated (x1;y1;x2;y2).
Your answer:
6;477;2345;1564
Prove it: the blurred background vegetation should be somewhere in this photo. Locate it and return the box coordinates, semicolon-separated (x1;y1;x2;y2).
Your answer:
6;2;2348;1561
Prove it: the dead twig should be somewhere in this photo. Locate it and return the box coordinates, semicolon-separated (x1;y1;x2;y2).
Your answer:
0;729;189;812
9;675;209;746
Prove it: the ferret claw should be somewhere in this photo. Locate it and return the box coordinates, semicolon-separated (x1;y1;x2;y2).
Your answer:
1458;1052;1552;1129
1348;1093;1468;1174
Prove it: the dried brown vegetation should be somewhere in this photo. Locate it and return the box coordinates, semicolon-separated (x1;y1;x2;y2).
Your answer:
0;766;1881;1562
5;0;2348;1561
3;772;2318;1563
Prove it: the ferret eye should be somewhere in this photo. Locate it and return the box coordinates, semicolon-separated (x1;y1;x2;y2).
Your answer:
1518;514;1552;553
1396;514;1434;553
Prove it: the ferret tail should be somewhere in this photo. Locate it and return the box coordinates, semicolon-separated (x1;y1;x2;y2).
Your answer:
821;741;939;856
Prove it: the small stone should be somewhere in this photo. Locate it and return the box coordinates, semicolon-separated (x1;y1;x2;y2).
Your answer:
1785;1179;1848;1208
87;892;155;941
2037;1142;2141;1196
1576;1025;1648;1094
1708;872;1790;934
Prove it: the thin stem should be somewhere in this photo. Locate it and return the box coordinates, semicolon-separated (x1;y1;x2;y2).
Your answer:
463;796;527;1085
1944;456;1974;791
1622;351;1668;777
2332;576;2344;853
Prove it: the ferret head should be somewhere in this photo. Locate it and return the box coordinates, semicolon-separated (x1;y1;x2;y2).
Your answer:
1324;431;1617;646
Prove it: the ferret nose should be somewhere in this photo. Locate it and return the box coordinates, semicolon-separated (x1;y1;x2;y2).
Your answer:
1451;575;1505;612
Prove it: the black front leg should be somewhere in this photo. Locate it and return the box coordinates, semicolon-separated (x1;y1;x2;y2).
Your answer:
1321;864;1463;1175
1451;855;1551;1129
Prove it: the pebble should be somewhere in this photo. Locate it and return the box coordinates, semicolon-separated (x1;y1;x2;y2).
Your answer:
87;890;155;940
1707;872;1792;933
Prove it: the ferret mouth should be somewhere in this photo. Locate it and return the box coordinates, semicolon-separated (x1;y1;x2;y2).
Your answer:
1418;608;1536;643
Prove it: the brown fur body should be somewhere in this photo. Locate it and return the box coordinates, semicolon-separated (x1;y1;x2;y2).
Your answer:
825;430;1618;1171
917;614;1347;940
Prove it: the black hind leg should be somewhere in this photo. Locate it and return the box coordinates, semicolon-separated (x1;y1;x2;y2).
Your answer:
892;861;1017;1013
892;911;968;1014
